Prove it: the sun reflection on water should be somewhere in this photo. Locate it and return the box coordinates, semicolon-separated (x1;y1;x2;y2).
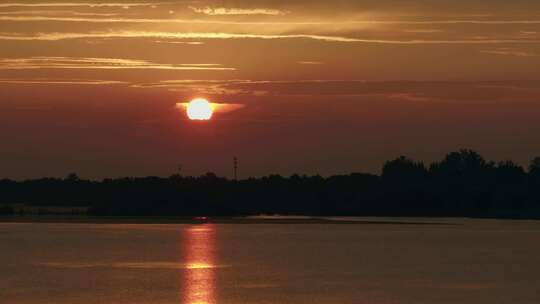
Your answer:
182;225;216;304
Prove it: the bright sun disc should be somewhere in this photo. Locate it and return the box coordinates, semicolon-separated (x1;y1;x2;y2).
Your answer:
187;98;213;120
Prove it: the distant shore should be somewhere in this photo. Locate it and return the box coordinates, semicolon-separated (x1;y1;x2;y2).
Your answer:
2;215;537;225
2;150;540;220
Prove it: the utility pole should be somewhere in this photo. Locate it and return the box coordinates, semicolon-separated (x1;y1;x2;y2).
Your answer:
233;157;238;181
177;164;183;176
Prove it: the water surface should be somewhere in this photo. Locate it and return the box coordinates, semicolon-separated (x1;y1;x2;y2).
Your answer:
1;219;540;304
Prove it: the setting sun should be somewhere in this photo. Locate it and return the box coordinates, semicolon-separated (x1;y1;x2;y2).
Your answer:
1;1;540;304
187;98;213;120
177;99;244;121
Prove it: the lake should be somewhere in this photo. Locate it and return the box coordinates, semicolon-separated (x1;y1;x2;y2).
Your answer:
1;218;540;303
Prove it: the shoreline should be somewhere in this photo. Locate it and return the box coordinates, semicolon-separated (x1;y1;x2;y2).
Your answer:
2;215;538;225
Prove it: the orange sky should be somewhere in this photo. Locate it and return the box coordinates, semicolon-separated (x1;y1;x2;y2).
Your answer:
1;0;540;179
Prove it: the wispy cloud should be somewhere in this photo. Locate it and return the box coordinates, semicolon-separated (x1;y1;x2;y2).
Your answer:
0;31;365;42
0;57;235;70
0;2;172;8
0;78;128;85
133;79;249;95
189;6;289;16
0;10;120;16
2;15;540;25
4;77;539;105
1;31;539;44
402;29;445;33
480;47;538;57
133;79;272;96
133;80;540;103
367;20;540;25
154;40;204;45
298;61;324;65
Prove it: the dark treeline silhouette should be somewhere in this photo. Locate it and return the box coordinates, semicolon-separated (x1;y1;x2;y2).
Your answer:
1;150;540;218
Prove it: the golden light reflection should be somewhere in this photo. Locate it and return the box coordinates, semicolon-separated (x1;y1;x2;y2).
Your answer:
182;225;216;304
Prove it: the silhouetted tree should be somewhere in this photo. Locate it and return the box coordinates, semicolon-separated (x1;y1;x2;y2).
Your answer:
381;156;430;215
427;150;497;215
496;160;525;184
430;149;494;179
0;149;539;219
0;205;13;215
528;157;540;209
382;156;427;184
489;161;528;216
529;157;540;181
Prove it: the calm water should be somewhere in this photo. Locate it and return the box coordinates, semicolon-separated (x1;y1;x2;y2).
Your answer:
1;219;540;304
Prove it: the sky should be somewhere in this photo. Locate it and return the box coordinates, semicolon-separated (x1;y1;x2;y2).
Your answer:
1;0;540;179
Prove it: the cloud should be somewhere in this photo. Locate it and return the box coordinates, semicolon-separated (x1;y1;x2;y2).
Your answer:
134;80;250;95
0;31;364;42
0;57;235;71
402;29;445;33
0;78;128;85
1;13;540;46
480;47;538;57
4;79;537;105
3;14;540;25
364;20;540;25
135;80;540;104
0;10;119;16
3;77;540;105
0;2;173;8
133;79;274;96
154;40;204;45
1;31;539;44
189;6;289;16
297;61;324;65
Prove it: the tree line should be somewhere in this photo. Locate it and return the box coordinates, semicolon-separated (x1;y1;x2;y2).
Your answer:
1;150;540;218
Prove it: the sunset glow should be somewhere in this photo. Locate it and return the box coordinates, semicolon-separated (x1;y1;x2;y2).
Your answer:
1;0;540;179
1;1;539;304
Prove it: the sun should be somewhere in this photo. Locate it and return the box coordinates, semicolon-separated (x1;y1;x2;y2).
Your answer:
186;98;213;120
